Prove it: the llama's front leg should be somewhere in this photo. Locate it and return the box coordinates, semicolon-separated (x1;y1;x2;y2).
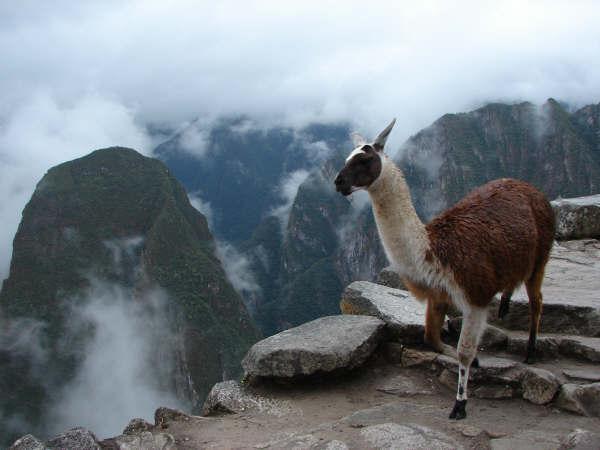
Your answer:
449;306;487;420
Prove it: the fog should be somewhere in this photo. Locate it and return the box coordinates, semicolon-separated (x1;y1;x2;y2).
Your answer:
0;237;186;442
47;280;184;439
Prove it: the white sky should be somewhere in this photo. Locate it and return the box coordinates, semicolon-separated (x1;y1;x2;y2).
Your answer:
1;0;600;275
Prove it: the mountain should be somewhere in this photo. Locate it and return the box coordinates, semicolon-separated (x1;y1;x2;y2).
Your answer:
401;99;600;219
0;148;259;444
154;117;349;243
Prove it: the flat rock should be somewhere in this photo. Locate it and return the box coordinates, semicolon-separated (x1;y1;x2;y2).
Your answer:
376;374;435;396
521;367;561;405
506;334;561;359
8;435;45;450
46;427;100;450
489;240;600;337
490;430;562;450
552;195;600;240
555;383;600;417
559;428;600;450
242;315;385;378
562;368;600;383
559;336;600;362
359;423;462;450
400;347;438;367
340;281;425;343
342;402;439;428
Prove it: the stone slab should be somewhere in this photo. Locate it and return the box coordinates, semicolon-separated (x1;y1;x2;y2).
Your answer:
340;281;426;343
242;315;385;379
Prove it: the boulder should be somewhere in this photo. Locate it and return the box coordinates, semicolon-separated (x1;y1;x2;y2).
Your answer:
555;383;600;417
552;195;600;240
202;380;256;415
101;432;176;450
340;281;425;343
8;435;45;450
376;267;405;289
521;367;560;405
122;418;154;435
359;423;462;450
154;407;194;428
46;427;100;450
242;315;385;379
201;380;293;417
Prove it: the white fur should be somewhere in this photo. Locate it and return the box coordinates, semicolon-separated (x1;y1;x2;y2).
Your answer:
345;147;365;164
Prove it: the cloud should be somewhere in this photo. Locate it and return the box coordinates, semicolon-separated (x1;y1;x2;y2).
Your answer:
269;169;311;230
2;1;599;138
47;280;184;440
214;240;261;301
189;192;215;229
0;92;150;278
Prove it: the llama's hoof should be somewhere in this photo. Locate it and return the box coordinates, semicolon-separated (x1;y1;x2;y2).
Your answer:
471;357;480;368
449;399;467;420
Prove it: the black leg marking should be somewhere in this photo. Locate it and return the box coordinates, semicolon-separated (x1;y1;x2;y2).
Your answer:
449;399;467;420
498;292;512;319
471;357;480;368
524;335;537;364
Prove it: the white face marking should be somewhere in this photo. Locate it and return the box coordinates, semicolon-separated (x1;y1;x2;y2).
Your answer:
345;147;365;164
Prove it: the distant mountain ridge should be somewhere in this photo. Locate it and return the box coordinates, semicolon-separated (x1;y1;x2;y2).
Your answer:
402;99;600;219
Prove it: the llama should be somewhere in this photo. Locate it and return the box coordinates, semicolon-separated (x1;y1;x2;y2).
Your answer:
334;119;555;420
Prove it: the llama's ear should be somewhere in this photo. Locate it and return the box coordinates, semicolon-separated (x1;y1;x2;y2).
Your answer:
350;131;367;148
373;118;396;151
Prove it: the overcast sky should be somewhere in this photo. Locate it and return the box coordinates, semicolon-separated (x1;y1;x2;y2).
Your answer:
1;0;600;275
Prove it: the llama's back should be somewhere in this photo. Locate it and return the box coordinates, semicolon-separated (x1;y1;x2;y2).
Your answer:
426;178;555;306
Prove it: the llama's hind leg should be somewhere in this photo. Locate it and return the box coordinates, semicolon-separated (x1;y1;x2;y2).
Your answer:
498;290;513;319
524;265;546;364
449;306;487;420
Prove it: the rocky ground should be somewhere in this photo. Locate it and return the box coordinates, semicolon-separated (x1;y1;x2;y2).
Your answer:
9;197;600;449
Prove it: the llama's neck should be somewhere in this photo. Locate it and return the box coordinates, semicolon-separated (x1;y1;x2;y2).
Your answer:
367;157;430;281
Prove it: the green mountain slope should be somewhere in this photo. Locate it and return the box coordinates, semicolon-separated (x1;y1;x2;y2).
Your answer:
0;147;259;444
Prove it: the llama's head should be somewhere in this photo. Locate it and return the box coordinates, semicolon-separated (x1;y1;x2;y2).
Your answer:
334;119;396;196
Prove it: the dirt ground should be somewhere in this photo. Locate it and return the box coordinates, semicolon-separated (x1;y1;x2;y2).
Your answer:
159;351;600;449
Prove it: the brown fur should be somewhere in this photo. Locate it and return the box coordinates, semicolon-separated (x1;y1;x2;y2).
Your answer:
426;178;555;308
